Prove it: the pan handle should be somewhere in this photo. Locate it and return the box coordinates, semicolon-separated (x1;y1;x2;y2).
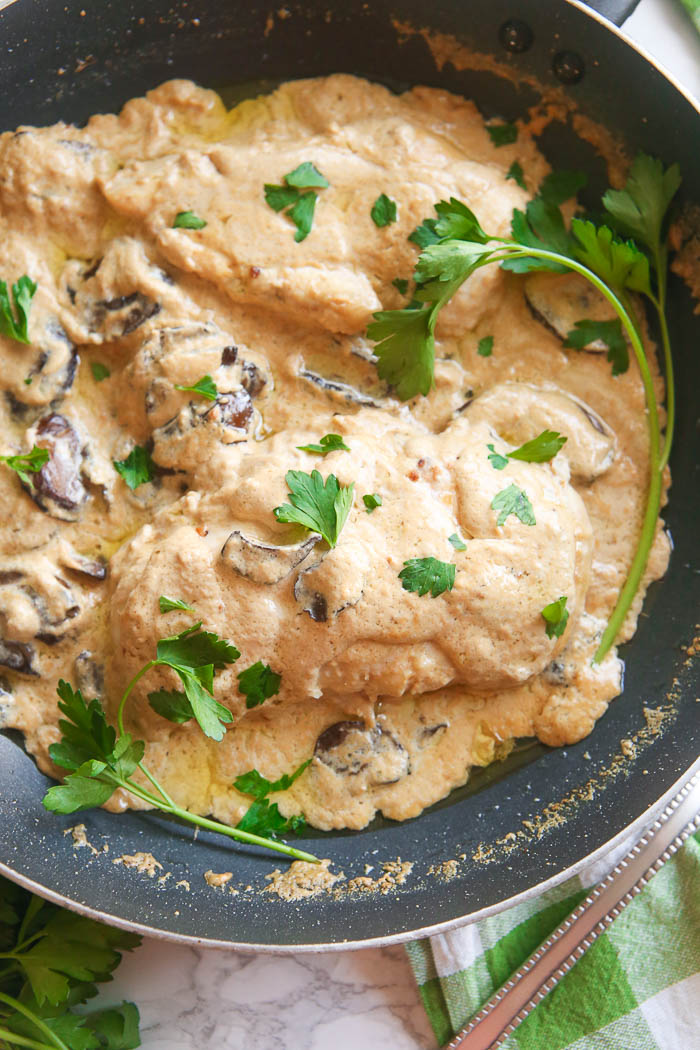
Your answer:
581;0;641;25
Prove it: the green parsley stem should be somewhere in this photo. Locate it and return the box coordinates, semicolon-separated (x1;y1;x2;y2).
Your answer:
656;302;674;472
107;765;319;864
0;994;70;1050
494;242;662;663
0;1026;59;1050
116;660;178;807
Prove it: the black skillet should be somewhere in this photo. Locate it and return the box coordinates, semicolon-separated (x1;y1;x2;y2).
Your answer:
0;0;698;950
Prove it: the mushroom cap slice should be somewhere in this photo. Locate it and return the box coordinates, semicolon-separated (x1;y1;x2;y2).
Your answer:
314;720;410;785
464;381;616;482
221;530;321;586
524;271;618;348
26;413;87;520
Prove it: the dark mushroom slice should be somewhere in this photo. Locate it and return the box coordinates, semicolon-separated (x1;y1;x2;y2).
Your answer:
0;560;80;645
221;531;321;586
203;390;254;434
0;639;37;675
299;369;382;408
417;722;449;746
524;272;619;348
6;321;78;420
240;360;267;399
58;545;107;581
314;721;410;785
294;557;365;621
26;413;88;521
74;650;104;696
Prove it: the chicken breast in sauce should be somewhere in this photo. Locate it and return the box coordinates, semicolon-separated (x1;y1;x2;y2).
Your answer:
0;75;669;831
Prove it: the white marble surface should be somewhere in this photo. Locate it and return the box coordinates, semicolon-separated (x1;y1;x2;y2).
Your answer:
78;3;699;1048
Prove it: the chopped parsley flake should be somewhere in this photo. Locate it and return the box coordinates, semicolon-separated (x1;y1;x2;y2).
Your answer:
237;660;282;709
541;596;569;639
399;556;456;598
448;532;467;551
113;445;156;490
491;483;536;527
363;493;382;513
173;210;207;230
371;193;398;227
175;374;218;400
487;122;518;147
297;433;350;456
477;336;494;357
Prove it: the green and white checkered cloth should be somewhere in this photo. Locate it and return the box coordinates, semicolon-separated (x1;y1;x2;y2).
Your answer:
406;829;700;1049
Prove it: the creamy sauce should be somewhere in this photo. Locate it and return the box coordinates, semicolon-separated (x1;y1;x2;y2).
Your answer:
0;75;669;831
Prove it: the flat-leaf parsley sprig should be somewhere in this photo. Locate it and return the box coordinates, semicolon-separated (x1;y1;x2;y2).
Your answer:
367;154;680;663
42;619;319;865
0;874;141;1050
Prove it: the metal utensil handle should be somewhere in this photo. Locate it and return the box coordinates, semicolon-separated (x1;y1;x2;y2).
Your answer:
446;773;700;1050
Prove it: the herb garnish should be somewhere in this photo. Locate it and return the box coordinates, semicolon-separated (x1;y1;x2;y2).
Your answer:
487;444;509;470
477;335;494;357
297;433;350;456
0;874;141;1050
159;595;195;613
371;193;398;227
507;429;567;463
564;319;629;376
274;469;354;548
113;446;156;490
0;275;36;344
0;445;49;486
487;122;518;147
234;761;310;839
363;493;382;512
448;532;467;551
90;360;111;381
392;277;409;295
264;162;329;242
366;153;680;661
541;596;569;639
491;484;536;527
237;660;282;709
506;161;527;190
173;210;207;229
399;557;456;598
43;653;318;864
175;374;218;400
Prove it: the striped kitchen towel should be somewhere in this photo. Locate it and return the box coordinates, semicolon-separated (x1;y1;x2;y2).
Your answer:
406;829;700;1049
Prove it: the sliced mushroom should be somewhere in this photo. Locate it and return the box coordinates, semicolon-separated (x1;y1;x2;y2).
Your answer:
463;382;616;482
417;722;448;747
299;369;381;408
0;639;37;675
6;321;78;420
74;650;104;696
0;557;80;646
152;389;255;468
26;413;88;520
524;272;618;348
314;721;410;785
240;361;267;399
294;554;366;621
58;544;107;581
221;531;321;585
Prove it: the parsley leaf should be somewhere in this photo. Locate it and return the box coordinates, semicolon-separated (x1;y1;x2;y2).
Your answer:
158;595;195;613
538;170;587;207
113;446;156;490
173;210;207;229
491;484;536;526
0;445;49;486
363;492;382;512
399;557;456;598
432;198;490;243
487;122;518;146
296;433;351;456
175;374;218;400
541;596;569;638
504;198;574;273
571;219;651;296
507;429;567;463
602;153;681;256
0;274;36;344
371;193;398;227
477;335;494;357
448;532;467;551
234;760;311;800
564;318;629;375
290;192;318;242
392;277;409;295
147;688;194;724
367;307;434;399
506;161;526;190
237;660;281;709
234;760;310;839
274;469;354;548
90;361;111;382
408;217;441;247
264;184;300;211
283;162;329;188
486;444;509;470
